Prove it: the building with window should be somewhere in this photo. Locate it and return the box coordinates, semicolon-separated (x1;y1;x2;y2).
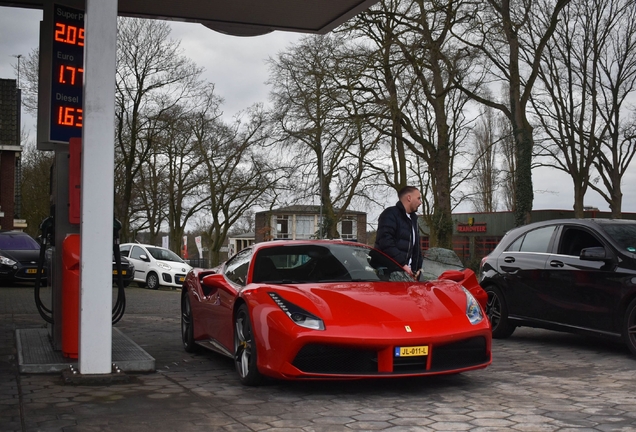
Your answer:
254;205;367;244
227;232;256;258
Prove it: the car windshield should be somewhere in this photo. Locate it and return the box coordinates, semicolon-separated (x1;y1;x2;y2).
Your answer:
0;233;40;251
597;222;636;253
419;247;464;281
146;247;184;263
252;243;412;283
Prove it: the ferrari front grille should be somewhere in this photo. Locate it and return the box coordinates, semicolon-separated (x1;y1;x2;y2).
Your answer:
429;337;489;371
292;344;378;374
292;337;489;376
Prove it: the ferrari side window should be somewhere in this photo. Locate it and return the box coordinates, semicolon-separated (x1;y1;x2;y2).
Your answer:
225;249;252;286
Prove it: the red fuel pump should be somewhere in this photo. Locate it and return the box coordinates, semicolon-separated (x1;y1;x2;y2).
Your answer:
61;233;80;358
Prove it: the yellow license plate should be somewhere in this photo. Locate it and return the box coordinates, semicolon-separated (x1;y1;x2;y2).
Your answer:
112;270;127;275
395;345;428;357
26;269;38;274
177;276;185;283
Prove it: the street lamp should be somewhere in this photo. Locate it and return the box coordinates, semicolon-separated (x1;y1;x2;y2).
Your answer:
12;54;22;88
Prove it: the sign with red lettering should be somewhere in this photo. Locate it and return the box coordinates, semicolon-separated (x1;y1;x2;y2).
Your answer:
457;223;487;233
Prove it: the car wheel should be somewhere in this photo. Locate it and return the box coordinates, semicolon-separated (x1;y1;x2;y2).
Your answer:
485;285;516;338
181;291;199;353
146;272;159;290
234;304;263;386
623;298;636;356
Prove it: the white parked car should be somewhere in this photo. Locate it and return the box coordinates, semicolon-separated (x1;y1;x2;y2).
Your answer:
120;243;192;290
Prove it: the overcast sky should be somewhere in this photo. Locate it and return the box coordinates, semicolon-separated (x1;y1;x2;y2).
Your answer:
1;5;635;217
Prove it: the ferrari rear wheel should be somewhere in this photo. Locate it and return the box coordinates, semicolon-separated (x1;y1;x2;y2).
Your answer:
181;292;198;353
234;304;263;386
623;298;636;356
485;285;516;339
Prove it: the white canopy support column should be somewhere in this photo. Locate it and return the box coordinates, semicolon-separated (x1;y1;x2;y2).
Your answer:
78;0;117;374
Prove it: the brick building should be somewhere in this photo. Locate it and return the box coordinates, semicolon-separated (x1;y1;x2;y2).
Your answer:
0;79;24;230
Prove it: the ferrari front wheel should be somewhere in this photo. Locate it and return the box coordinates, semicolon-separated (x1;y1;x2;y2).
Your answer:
234;304;263;386
485;285;516;339
181;292;198;353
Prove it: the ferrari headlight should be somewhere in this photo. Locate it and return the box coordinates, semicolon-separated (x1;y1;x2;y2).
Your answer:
0;255;16;266
462;287;484;325
157;262;171;270
268;292;325;330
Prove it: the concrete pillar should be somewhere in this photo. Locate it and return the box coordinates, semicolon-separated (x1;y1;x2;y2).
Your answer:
78;0;117;375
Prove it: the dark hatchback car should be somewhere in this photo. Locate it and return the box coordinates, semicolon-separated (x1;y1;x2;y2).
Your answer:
113;255;135;287
479;219;636;356
0;230;45;285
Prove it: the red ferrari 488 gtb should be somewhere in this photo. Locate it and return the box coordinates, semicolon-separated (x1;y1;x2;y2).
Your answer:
181;240;491;385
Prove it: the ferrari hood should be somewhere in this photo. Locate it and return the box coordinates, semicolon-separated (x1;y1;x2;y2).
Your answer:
273;280;472;326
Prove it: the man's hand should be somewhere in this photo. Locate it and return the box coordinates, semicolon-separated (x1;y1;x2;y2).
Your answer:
403;264;412;274
414;270;421;280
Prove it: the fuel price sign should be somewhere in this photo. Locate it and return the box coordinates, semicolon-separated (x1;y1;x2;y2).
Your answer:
49;4;84;143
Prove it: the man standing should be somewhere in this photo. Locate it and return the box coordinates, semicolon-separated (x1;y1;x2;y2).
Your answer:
374;186;423;277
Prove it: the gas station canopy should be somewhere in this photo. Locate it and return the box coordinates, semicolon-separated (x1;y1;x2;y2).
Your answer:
0;0;380;35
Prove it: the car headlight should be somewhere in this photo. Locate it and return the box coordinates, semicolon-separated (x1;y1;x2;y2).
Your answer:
0;255;17;266
157;262;171;270
462;287;484;325
268;292;325;330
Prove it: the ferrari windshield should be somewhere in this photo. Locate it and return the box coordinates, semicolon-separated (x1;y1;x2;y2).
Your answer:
252;243;412;283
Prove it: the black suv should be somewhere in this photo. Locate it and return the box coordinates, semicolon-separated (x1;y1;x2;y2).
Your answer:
479;219;636;356
0;230;45;285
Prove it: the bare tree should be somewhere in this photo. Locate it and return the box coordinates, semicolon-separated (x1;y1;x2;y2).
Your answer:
19;138;54;238
114;17;202;241
455;0;572;226
132;147;169;243
499;113;517;211
471;104;500;212
587;0;636;217
13;49;39;115
341;0;476;247
531;0;613;217
339;0;413;191
157;104;209;251
194;104;287;265
268;34;375;238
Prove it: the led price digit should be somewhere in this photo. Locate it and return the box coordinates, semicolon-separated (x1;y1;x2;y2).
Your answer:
54;23;85;46
58;65;83;85
57;106;83;128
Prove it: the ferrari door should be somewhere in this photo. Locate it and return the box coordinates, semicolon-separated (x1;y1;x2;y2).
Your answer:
204;249;251;351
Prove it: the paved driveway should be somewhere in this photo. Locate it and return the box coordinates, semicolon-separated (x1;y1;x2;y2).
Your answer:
1;285;635;431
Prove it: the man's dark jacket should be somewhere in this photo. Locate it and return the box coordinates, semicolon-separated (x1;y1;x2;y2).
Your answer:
374;201;423;273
